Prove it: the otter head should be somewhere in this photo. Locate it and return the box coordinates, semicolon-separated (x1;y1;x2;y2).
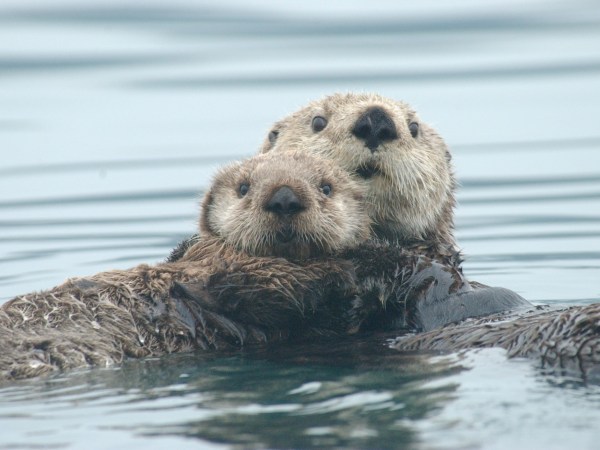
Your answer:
261;93;456;247
200;151;371;260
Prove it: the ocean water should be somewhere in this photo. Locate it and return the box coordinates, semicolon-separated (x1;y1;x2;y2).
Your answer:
1;1;600;448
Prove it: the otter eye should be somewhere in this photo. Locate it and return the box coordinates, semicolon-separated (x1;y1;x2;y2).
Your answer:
312;116;328;133
409;122;419;138
239;183;249;197
268;130;279;144
321;184;332;196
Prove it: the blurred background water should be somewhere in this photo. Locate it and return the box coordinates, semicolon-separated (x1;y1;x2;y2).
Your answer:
1;0;600;448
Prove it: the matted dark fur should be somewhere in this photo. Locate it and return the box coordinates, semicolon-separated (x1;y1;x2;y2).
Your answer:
393;302;600;378
0;239;356;381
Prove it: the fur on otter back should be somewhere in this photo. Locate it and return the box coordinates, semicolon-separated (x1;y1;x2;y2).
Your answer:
1;237;537;381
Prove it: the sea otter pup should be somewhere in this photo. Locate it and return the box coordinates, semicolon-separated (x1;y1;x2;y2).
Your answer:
0;152;365;380
198;150;370;259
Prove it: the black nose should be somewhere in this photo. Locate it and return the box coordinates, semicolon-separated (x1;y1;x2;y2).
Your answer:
266;186;304;216
351;107;398;152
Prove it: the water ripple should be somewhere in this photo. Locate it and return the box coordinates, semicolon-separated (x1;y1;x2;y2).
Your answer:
130;60;600;89
0;189;201;210
459;215;600;229
460;190;600;205
456;136;600;153
3;6;598;35
0;155;241;177
472;251;600;262
0;54;186;76
0;214;195;228
462;172;600;189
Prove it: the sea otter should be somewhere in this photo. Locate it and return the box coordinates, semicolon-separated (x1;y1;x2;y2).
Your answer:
0;152;527;381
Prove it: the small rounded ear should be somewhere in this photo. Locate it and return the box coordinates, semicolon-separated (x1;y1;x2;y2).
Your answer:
260;120;285;153
199;189;216;237
259;135;273;154
260;131;277;153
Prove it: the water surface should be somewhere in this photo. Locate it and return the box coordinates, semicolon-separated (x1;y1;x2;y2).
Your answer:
1;1;600;448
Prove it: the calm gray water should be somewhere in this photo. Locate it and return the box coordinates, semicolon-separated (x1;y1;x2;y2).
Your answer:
1;1;600;448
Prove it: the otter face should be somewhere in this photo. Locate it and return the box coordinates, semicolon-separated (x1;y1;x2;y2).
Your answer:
261;93;456;244
201;152;370;260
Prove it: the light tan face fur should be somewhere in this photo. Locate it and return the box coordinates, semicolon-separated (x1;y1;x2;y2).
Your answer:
260;93;455;245
200;152;370;260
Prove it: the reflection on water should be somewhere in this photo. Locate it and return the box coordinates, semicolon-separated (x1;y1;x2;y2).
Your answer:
3;342;600;449
0;339;461;449
1;0;600;448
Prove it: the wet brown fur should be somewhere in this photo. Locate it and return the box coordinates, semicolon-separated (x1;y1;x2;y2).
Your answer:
0;240;358;381
393;303;600;378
